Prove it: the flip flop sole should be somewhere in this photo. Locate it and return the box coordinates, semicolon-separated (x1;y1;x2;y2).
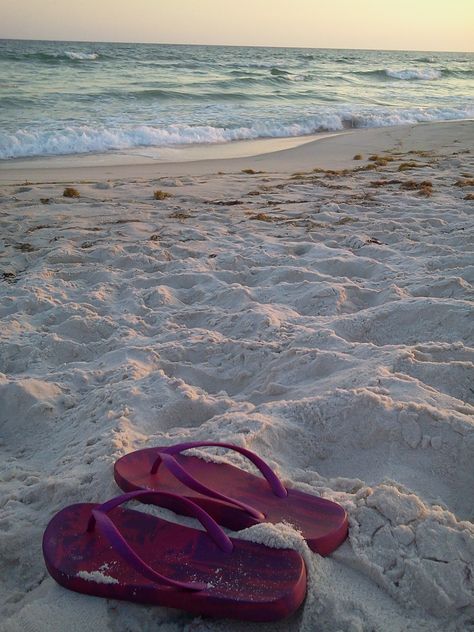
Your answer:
43;503;306;621
114;447;348;555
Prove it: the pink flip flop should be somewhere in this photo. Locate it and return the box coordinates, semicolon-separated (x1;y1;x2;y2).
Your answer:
43;490;306;621
114;442;348;555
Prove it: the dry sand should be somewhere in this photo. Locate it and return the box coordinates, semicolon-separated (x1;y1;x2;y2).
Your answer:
0;121;473;632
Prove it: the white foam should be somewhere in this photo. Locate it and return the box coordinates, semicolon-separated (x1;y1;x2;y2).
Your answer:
64;51;99;61
1;105;473;160
385;68;442;81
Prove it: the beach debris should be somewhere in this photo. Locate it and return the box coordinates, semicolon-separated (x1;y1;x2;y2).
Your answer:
398;161;419;172
211;200;243;206
249;212;274;222
14;242;35;252
63;187;80;198
169;211;190;220
153;189;172;200
370;179;403;187
28;224;52;232
401;180;433;196
2;271;17;283
368;154;395;167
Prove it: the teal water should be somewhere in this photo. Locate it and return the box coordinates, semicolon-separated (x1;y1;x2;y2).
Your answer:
0;39;473;160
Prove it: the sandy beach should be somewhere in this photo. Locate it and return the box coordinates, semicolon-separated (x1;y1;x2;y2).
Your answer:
1;120;473;631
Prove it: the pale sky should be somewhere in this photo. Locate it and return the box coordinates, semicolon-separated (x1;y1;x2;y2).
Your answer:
0;0;472;52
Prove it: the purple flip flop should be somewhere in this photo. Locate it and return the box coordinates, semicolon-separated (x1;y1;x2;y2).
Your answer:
114;441;349;555
43;490;306;621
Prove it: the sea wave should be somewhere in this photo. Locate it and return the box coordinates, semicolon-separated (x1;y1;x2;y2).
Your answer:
1;105;473;160
64;51;99;61
385;68;442;80
444;68;474;78
0;49;101;63
270;67;290;76
110;87;259;101
356;68;443;81
414;56;436;63
269;68;308;82
72;78;316;103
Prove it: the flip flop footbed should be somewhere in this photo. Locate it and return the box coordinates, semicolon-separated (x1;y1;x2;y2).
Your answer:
43;502;306;621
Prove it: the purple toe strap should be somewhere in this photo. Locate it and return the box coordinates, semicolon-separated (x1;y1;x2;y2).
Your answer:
150;441;288;519
87;490;233;592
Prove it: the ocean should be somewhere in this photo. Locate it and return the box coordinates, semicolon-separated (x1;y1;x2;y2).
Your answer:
0;39;473;161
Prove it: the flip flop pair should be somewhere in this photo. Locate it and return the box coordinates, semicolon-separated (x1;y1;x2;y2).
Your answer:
43;442;348;621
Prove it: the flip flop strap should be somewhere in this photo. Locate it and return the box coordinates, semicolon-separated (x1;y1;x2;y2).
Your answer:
150;442;287;519
87;490;233;592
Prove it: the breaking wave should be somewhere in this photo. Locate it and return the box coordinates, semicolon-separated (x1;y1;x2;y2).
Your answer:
385;68;442;80
356;68;443;81
2;105;473;160
0;49;101;63
64;51;99;61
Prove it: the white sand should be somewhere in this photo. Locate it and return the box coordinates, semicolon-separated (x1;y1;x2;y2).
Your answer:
0;121;473;632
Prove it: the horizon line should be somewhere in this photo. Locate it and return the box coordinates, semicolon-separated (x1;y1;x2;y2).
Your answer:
0;36;472;55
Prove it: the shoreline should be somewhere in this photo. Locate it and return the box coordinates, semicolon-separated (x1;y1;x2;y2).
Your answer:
0;120;472;184
0;131;344;174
